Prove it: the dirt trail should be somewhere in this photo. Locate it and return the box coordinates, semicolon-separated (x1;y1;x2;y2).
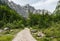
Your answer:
12;28;37;41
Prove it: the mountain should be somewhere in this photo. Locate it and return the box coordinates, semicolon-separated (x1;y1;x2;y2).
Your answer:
54;0;60;14
8;1;51;18
23;4;51;14
23;4;35;13
0;0;28;18
8;1;28;18
0;0;51;18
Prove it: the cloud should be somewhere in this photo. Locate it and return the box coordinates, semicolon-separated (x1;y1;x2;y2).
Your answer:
9;0;40;5
31;0;59;12
9;0;59;12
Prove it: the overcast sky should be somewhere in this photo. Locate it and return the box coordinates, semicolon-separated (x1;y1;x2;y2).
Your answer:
9;0;59;12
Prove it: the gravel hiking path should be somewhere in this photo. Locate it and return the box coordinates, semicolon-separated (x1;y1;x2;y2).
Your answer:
12;28;37;41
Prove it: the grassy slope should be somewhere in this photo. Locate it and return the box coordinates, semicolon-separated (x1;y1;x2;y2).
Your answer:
31;22;60;41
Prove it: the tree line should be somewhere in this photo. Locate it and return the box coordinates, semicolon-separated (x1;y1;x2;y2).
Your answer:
0;4;60;29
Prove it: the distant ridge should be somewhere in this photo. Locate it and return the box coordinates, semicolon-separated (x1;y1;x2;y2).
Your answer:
0;0;51;18
8;1;29;18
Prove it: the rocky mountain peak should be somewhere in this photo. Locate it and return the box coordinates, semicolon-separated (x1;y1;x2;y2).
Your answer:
25;4;30;7
0;0;51;18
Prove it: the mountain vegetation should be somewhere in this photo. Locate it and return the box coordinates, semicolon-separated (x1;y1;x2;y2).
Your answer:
0;4;25;29
0;0;60;41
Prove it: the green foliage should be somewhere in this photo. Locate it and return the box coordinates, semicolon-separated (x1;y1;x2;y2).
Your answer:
28;13;52;28
0;5;24;28
0;5;22;23
28;10;60;41
44;22;60;37
0;21;5;28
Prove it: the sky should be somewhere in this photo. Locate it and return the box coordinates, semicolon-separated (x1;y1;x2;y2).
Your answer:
9;0;59;12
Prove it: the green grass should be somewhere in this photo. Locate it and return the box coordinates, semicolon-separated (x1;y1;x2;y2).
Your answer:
0;28;22;41
0;35;13;41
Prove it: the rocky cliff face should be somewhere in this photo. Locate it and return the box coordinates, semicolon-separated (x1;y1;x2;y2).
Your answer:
33;9;51;14
8;1;51;18
8;1;28;18
23;4;51;14
0;0;29;18
23;4;35;13
0;0;51;18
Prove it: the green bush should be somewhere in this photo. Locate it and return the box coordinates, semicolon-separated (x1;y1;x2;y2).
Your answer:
3;23;15;29
0;21;5;28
